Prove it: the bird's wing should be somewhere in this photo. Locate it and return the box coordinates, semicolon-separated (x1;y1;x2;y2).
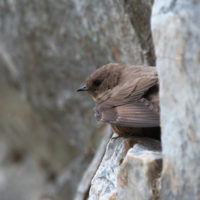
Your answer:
94;77;160;127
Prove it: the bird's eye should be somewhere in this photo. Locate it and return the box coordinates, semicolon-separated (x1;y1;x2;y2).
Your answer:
94;80;101;87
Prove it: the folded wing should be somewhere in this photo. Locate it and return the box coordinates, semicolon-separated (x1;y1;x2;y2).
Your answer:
94;74;160;127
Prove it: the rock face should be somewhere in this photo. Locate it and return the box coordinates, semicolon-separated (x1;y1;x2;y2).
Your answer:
117;139;162;200
151;0;200;199
89;135;125;200
88;135;162;200
88;0;200;199
0;0;155;199
4;0;200;199
124;0;155;66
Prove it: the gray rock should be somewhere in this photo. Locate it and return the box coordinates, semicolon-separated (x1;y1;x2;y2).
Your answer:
0;0;144;150
89;134;124;200
0;0;155;199
88;136;162;200
151;0;200;199
0;76;79;200
124;0;155;66
117;139;162;200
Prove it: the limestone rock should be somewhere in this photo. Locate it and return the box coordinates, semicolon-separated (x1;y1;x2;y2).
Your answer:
0;0;144;151
151;0;200;199
124;0;155;66
88;136;162;200
117;140;162;200
0;0;155;199
89;134;124;200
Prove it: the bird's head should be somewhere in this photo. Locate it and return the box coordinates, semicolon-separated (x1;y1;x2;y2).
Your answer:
77;63;124;101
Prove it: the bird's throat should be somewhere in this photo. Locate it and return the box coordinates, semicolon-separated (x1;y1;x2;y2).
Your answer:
95;89;111;101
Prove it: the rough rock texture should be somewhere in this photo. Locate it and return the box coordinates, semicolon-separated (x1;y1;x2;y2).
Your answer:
58;124;112;200
124;0;155;66
89;134;124;200
88;135;162;200
151;1;200;199
117;139;162;200
0;0;155;148
0;76;78;200
0;0;155;199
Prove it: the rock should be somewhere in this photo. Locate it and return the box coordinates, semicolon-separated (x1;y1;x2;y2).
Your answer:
0;0;145;151
124;0;155;66
0;76;80;200
88;136;162;200
117;139;162;200
151;0;200;199
89;134;124;200
58;124;112;200
0;0;156;199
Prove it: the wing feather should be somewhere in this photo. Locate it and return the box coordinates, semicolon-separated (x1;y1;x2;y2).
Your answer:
95;98;159;127
94;66;160;128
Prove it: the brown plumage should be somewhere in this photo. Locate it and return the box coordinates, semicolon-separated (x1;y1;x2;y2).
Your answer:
77;63;160;140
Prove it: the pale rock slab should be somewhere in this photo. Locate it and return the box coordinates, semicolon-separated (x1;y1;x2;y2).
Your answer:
152;0;200;199
88;136;162;200
117;139;162;200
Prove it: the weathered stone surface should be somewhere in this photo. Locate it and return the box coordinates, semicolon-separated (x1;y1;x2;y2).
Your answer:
0;76;78;200
0;0;144;150
124;0;155;66
88;136;162;200
0;0;155;149
117;139;162;200
151;1;200;199
88;134;124;200
0;0;155;199
58;124;112;200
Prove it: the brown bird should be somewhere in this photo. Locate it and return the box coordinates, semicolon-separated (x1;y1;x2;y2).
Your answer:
77;63;160;140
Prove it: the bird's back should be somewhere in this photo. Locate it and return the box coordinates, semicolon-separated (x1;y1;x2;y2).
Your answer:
95;65;160;129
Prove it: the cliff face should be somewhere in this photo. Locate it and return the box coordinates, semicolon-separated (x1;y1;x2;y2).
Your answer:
152;1;200;199
88;1;200;200
0;0;154;200
88;135;162;200
1;0;200;199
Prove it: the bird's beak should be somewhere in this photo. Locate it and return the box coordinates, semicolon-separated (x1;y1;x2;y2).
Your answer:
76;85;88;92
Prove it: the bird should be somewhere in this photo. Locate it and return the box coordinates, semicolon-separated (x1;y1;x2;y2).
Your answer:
77;63;160;140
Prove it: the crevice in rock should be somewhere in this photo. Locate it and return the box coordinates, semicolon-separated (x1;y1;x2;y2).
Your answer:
152;173;161;200
124;0;156;66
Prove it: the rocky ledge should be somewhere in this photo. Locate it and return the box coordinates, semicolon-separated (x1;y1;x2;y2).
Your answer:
88;134;162;200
